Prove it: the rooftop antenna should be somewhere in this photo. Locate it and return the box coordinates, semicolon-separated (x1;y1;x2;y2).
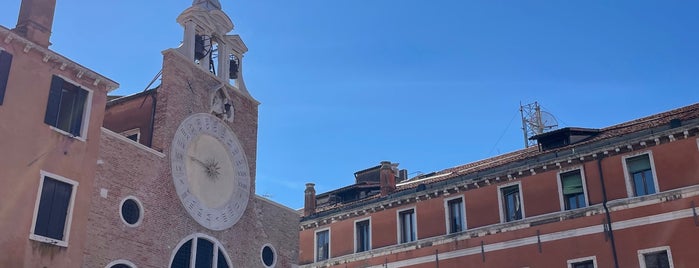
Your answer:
520;101;558;148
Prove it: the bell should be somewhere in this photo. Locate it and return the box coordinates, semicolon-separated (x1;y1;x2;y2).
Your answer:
229;58;239;79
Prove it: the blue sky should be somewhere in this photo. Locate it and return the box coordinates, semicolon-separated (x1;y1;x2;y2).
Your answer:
2;1;697;209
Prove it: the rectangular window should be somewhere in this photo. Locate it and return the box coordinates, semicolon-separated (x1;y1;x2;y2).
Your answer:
0;50;12;105
625;154;656;196
355;219;370;253
315;229;329;262
31;172;77;246
44;75;90;137
560;169;587;210
572;260;595;268
446;197;465;233
567;256;597;268
638;247;673;268
501;185;523;222
398;209;416;243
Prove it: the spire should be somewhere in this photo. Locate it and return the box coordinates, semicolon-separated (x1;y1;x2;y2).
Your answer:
192;0;222;10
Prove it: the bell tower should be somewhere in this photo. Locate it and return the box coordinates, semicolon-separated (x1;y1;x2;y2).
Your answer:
176;0;250;96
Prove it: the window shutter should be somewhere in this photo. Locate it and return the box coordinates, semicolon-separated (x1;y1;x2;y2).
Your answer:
627;155;651;174
0;51;12;105
46;180;71;240
561;171;583;195
44;76;64;126
69;88;88;136
34;178;58;238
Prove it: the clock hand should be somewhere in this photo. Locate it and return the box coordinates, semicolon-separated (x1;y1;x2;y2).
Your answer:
189;155;208;168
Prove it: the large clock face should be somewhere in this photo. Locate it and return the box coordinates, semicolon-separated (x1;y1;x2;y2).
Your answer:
171;113;251;230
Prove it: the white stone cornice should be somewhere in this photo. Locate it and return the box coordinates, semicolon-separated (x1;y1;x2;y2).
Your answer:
0;26;119;92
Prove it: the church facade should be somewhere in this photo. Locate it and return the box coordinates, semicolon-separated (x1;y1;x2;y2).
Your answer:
0;0;298;267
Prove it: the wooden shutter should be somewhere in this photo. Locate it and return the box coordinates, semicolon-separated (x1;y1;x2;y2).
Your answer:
44;76;64;126
69;87;88;136
0;51;12;105
34;177;72;240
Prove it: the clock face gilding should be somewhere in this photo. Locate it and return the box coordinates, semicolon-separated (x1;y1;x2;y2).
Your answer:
171;113;251;230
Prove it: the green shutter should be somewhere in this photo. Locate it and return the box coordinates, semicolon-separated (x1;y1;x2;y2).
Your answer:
626;154;651;174
561;170;583;195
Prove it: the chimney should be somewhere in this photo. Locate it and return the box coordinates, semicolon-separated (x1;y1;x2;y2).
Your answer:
380;161;396;196
303;183;316;216
13;0;57;48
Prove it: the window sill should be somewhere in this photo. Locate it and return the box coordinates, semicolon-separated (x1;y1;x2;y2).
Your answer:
49;126;86;142
29;234;68;247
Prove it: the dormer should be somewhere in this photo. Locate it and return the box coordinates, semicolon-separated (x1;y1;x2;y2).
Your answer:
530;127;601;151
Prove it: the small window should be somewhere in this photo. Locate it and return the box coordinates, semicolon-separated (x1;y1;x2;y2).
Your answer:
560;169;587;210
567;256;596;268
315;229;330;262
170;234;231;268
500;184;523;222
30;171;77;246
0;50;13;105
398;208;416;243
120;197;143;227
624;153;657;197
355;219;370;253
571;260;594;268
446;197;465;233
120;128;141;143
44;75;90;137
261;244;276;267
638;247;673;268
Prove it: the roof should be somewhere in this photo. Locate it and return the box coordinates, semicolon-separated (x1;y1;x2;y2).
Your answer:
309;102;699;216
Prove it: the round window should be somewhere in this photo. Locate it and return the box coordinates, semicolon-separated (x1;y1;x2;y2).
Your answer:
120;197;142;226
261;244;276;267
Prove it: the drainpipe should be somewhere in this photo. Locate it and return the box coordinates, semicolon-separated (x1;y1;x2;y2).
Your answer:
597;157;620;268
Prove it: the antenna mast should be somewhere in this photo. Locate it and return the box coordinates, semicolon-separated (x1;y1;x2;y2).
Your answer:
520;101;558;148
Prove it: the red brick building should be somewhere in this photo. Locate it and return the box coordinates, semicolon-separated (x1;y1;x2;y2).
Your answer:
300;104;699;268
0;0;299;267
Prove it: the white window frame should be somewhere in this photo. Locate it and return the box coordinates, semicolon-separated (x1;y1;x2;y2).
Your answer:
105;259;137;268
47;74;93;142
120;128;141;143
260;243;277;268
622;151;660;197
567;256;597;268
353;217;372;253
638;246;674;268
29;170;79;247
498;181;525;223
314;228;331;262
443;194;466;233
119;196;144;227
556;166;590;211
396;206;418;243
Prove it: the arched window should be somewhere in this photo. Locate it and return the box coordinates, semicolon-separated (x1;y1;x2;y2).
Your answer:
170;234;232;268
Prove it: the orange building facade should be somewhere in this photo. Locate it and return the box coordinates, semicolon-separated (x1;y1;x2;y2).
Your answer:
300;104;699;268
0;0;299;267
